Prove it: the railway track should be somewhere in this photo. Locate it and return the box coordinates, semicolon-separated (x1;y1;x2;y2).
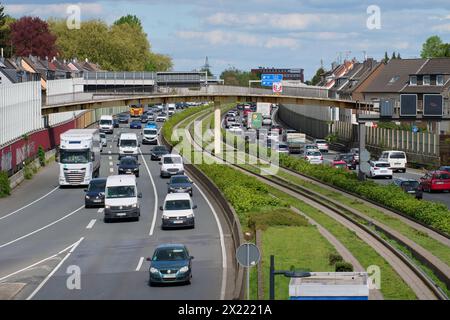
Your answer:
180;109;448;300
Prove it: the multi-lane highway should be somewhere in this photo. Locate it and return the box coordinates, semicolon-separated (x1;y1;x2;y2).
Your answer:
0;118;232;300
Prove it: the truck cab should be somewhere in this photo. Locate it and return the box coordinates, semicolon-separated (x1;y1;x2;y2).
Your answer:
118;133;139;159
58;129;101;186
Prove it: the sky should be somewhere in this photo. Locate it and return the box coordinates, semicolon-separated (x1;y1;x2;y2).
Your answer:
3;0;450;80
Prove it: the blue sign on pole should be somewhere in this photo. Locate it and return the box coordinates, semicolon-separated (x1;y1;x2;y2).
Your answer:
261;74;283;86
412;126;418;133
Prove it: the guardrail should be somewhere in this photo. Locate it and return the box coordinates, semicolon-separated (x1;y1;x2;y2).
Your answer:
160;130;245;300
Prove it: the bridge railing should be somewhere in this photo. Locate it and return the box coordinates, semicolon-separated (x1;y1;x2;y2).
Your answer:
84;71;157;80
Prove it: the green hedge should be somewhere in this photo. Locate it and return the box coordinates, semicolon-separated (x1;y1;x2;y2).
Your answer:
279;154;450;235
162;104;212;146
0;171;10;197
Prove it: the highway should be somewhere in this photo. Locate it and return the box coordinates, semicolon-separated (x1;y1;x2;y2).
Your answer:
0;117;231;300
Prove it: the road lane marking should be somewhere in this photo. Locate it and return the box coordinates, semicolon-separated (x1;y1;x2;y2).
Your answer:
86;219;96;229
139;148;158;236
0;206;84;249
0;186;59;221
109;162;113;166
195;185;227;300
26;237;84;300
109;168;114;173
109;156;112;160
0;239;80;281
135;257;144;271
110;145;112;148
97;208;104;214
108;151;111;154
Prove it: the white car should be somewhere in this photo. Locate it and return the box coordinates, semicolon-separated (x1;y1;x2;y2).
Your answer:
304;150;323;164
227;123;243;134
267;131;279;141
160;154;184;177
314;139;329;153
367;161;393;179
156;113;168;122
262;115;272;126
160;193;196;229
275;143;290;154
104;175;141;222
379;150;407;173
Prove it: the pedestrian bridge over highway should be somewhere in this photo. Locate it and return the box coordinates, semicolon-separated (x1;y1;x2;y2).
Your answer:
42;84;373;115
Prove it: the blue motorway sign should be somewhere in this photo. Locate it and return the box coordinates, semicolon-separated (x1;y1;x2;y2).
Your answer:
261;74;283;86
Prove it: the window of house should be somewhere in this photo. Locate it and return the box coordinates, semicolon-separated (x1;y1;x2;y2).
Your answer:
423;75;430;85
409;76;417;85
436;75;444;85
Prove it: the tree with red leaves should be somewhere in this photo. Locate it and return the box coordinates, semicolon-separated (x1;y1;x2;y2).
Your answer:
10;16;57;59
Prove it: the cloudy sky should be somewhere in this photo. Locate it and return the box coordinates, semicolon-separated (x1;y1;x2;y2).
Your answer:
3;0;450;79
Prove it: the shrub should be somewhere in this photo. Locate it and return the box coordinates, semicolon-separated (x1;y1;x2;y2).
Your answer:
247;208;309;231
0;171;11;197
38;146;46;167
23;164;33;180
328;253;343;266
279;154;450;235
335;261;354;272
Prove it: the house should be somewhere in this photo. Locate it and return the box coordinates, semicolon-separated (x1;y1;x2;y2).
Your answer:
317;60;355;89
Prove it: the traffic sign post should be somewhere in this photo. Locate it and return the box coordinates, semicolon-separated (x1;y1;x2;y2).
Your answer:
236;243;261;300
272;82;282;94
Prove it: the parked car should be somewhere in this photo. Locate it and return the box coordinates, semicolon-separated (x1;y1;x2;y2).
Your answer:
150;145;169;160
147;244;193;286
314;139;329;153
167;175;194;196
335;153;357;170
350;148;359;164
160;193;196;229
367;161;392;179
304;150;323;164
130;120;142;129
118;156;140;177
393;178;423;199
84;178;107;208
379;150;407;173
118;114;129;123
419;170;450;192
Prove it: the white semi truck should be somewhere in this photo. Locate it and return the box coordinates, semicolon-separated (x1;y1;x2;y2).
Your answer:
58;129;101;186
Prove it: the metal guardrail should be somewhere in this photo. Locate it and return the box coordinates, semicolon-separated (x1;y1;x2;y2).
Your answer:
84;71;156;80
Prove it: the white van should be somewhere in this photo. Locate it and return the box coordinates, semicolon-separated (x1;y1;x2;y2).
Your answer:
167;104;176;116
160;193;196;229
104;175;141;222
160;154;184;177
379;150;407;172
118;132;139;159
99;115;114;134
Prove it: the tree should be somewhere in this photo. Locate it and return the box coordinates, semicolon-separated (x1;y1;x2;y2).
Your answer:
10;16;57;59
397;52;401;59
0;2;15;57
391;52;396;59
220;67;259;86
383;51;389;63
310;67;325;86
420;35;448;58
0;2;5;27
113;15;142;30
145;52;173;71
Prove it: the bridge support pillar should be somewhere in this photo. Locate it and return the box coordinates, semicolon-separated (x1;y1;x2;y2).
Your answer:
214;101;221;155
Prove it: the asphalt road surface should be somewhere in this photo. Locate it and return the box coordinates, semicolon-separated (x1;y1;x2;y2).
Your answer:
0;117;230;300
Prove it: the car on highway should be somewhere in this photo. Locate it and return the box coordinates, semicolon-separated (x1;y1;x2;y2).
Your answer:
267;131;280;141
113;118;120;128
160;154;184;177
393;178;423;199
331;160;348;170
262;115;272;126
118;156;140;177
104;175;141;222
335;153;357;170
167;175;194;196
379;150;407;173
304;150;323;165
140;114;149;123
275;143;290;154
350;148;359;163
367;161;393;179
227;123;243;134
227;111;238;118
100;132;107;148
160;193;196;229
118;132;139;159
99;115;114;134
142;125;159;145
419;170;450;193
270;125;283;135
301;144;319;153
146;112;156;121
150;145;169;160
156;112;168;122
130;119;142;129
225;117;236;128
314;139;329;153
84;178;107;208
147;244;193;286
118;114;129;124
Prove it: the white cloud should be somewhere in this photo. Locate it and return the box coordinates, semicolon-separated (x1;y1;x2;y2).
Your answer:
5;3;104;18
432;23;450;32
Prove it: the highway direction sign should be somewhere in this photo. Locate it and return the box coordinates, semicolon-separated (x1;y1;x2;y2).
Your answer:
261;74;283;87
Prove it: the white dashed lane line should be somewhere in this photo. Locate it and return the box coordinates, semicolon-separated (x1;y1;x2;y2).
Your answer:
97;208;104;214
135;257;145;271
86;219;96;229
109;168;114;173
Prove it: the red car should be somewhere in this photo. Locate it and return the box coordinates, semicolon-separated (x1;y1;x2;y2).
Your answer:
419;171;450;192
331;160;349;170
